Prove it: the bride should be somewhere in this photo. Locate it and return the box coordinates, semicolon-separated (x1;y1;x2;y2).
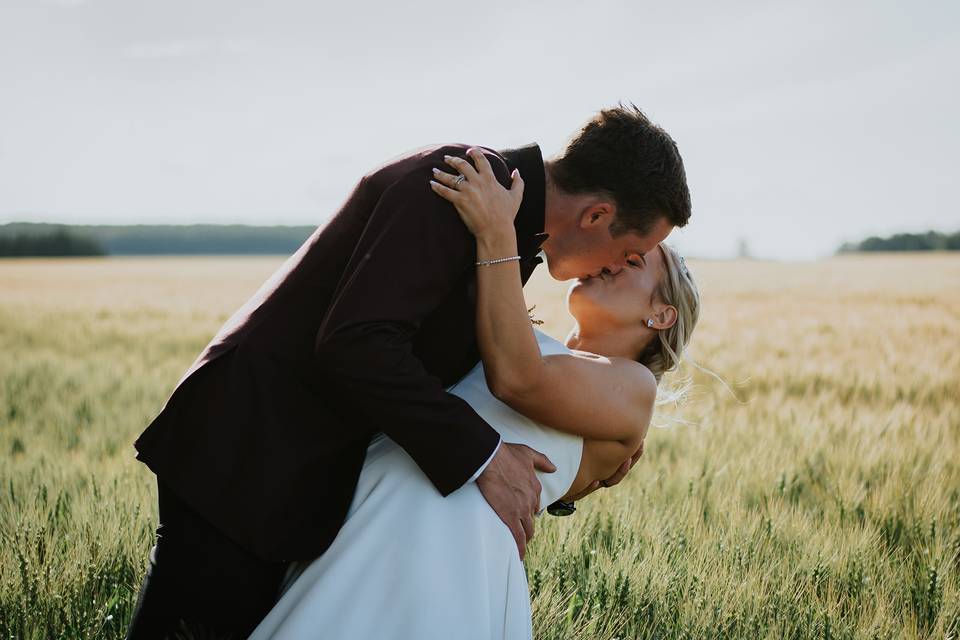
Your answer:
249;149;700;639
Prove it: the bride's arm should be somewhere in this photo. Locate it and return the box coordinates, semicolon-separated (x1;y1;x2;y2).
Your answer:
430;149;655;448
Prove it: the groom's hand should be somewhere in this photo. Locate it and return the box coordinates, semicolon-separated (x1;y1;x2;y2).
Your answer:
476;443;556;561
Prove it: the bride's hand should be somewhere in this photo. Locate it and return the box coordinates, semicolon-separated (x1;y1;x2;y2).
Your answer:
429;148;524;240
565;440;645;502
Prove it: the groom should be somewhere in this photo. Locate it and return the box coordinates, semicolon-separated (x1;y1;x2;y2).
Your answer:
126;103;691;638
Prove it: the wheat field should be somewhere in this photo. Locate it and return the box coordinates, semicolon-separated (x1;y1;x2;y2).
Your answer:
1;253;958;639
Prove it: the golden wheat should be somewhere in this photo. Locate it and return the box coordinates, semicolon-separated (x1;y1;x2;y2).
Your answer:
1;254;958;638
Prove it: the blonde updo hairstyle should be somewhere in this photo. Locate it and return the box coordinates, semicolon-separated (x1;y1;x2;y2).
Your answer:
636;242;701;384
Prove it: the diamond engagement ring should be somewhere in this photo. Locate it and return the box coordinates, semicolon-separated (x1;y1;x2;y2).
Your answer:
454;174;466;189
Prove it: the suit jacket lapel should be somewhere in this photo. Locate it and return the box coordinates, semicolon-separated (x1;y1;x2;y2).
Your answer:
498;143;549;263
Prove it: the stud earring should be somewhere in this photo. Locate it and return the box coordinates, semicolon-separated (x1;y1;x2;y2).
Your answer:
646;318;654;328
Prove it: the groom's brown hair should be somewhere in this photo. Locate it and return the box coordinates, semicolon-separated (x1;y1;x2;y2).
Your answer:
548;102;691;236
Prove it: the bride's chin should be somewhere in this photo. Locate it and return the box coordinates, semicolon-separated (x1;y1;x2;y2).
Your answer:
568;277;597;295
565;281;594;312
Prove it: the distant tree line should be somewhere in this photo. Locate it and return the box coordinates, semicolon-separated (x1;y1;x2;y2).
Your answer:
0;223;316;256
0;226;105;256
838;230;960;253
4;222;958;257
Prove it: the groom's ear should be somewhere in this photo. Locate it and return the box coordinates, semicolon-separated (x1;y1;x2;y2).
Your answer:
578;202;616;230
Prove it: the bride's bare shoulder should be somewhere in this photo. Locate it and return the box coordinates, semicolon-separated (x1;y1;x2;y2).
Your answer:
554;350;656;390
506;350;656;445
542;352;658;421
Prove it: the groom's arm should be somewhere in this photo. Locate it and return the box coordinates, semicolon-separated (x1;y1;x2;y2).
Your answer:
314;163;503;497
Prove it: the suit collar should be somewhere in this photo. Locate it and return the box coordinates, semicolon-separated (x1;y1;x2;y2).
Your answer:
498;142;549;259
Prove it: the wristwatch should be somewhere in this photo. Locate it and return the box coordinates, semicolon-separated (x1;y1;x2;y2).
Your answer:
546;499;576;516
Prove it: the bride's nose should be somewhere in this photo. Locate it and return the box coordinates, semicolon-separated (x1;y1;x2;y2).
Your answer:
601;265;623;277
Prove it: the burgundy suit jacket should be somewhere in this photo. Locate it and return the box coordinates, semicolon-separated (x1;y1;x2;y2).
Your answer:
134;142;549;562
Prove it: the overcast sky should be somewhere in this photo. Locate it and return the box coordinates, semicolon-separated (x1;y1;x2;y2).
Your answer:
1;0;956;259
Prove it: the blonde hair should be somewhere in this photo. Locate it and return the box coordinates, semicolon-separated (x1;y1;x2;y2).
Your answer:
637;242;700;385
638;245;742;419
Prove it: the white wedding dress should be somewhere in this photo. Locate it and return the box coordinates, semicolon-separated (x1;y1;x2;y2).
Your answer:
248;328;584;640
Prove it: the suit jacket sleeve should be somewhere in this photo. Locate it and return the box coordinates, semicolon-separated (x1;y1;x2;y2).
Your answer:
313;163;501;497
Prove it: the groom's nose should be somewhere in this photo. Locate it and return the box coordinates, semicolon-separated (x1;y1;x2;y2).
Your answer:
602;265;623;277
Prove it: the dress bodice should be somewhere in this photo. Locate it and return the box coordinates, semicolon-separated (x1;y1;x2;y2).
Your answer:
253;329;576;640
445;329;583;512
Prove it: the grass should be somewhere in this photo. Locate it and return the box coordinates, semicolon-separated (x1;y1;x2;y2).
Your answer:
1;253;958;639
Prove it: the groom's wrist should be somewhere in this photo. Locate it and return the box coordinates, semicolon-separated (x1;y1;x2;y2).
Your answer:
468;437;502;483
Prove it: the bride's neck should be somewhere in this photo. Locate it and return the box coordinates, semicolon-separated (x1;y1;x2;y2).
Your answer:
564;324;642;361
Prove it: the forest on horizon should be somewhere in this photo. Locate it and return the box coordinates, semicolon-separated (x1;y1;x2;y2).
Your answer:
1;222;958;257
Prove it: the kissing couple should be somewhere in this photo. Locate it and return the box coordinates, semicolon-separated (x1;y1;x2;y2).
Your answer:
125;103;700;639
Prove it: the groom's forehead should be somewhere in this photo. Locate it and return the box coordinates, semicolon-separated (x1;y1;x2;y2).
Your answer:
629;221;673;254
623;233;651;255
